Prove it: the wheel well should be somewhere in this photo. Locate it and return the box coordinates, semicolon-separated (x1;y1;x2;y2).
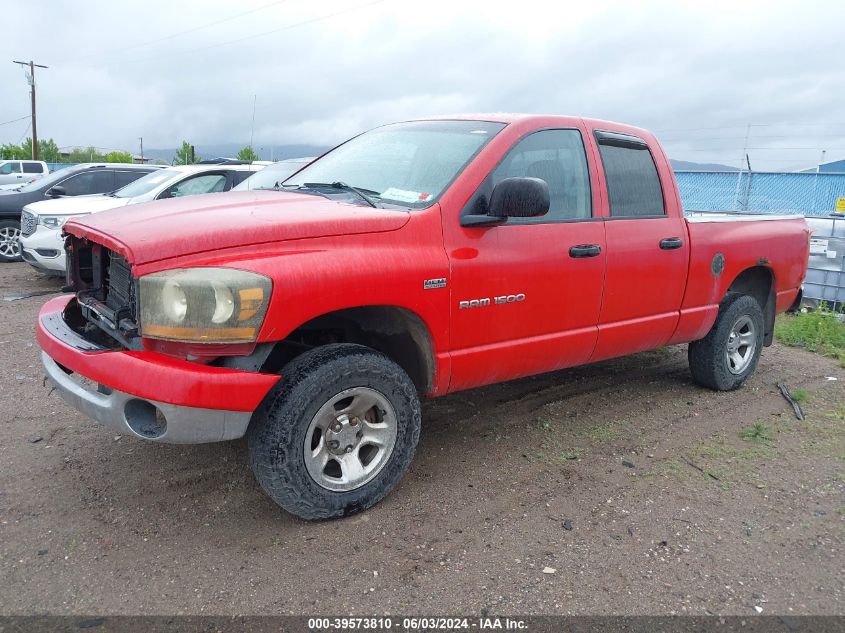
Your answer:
727;266;775;345
260;306;435;393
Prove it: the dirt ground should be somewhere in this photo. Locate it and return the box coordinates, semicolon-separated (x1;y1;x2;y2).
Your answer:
0;261;842;616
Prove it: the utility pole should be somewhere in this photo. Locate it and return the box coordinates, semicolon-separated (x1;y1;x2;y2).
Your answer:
12;60;48;160
139;137;144;163
249;94;257;149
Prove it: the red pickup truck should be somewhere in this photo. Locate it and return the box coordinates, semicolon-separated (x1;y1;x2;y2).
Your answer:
37;115;810;519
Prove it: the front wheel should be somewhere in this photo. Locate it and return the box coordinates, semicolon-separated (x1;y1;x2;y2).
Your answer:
688;293;764;391
247;344;421;520
0;220;22;262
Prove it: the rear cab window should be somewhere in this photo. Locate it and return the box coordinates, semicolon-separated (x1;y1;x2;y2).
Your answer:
595;131;665;217
22;162;43;174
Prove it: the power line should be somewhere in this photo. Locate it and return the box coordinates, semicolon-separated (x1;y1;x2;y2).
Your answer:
0;115;31;127
109;0;388;66
67;0;293;62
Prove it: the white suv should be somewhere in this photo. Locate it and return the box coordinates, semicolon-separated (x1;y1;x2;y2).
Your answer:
19;163;262;275
0;160;49;187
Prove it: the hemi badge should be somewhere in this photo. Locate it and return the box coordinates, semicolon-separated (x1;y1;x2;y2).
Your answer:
424;278;447;290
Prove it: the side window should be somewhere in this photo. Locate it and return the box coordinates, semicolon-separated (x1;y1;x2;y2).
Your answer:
114;170;148;189
22;162;42;174
596;132;665;217
232;170;254;186
60;170;115;196
163;173;227;198
490;129;591;222
0;162;21;175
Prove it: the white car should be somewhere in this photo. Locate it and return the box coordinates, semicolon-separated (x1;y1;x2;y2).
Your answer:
19;163;262;275
0;160;49;186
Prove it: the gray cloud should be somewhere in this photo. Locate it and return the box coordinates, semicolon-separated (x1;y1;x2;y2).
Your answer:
1;0;843;170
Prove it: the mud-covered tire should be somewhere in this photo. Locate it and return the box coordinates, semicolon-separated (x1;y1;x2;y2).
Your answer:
0;220;22;262
688;293;764;391
247;343;421;520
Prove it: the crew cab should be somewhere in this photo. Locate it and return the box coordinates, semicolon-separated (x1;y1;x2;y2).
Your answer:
19;163;263;275
0;160;49;186
36;115;810;520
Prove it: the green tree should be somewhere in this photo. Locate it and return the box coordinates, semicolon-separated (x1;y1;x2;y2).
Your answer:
236;146;259;161
104;151;133;163
173;141;199;165
0;143;27;160
20;137;61;163
67;146;106;163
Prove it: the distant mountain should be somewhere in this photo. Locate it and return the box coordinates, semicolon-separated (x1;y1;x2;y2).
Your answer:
141;143;329;164
670;159;739;172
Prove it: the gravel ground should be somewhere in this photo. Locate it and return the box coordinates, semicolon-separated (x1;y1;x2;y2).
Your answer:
0;261;842;616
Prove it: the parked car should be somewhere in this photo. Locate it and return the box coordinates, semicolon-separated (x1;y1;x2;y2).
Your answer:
20;163;263;275
37;115;810;520
0;163;161;262
232;157;314;191
0;160;49;186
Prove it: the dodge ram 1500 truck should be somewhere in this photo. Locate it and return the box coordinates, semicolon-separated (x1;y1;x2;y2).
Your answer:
37;115;810;519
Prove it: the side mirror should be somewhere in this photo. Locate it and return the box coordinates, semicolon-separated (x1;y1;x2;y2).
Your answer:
460;177;550;227
47;185;67;197
489;177;550;218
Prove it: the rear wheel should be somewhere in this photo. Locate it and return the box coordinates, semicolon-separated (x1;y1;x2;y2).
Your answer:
0;220;22;262
688;293;764;391
247;343;421;520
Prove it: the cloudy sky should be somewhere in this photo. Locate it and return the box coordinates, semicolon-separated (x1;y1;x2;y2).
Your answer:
1;0;843;169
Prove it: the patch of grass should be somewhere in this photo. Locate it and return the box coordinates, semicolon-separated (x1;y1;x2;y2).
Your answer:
556;447;583;461
576;419;629;442
776;309;845;367
739;421;775;445
790;388;809;402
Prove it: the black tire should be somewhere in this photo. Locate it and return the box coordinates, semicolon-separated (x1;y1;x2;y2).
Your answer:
0;219;22;263
688;293;764;391
247;343;421;520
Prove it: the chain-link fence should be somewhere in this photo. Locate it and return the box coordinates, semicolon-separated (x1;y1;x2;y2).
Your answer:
675;171;845;216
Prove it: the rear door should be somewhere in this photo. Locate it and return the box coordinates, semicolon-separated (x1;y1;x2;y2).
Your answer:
589;130;690;361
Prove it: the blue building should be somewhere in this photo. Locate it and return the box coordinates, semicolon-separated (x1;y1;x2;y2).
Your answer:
800;157;845;174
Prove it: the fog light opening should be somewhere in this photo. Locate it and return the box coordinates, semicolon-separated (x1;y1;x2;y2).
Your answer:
124;399;167;439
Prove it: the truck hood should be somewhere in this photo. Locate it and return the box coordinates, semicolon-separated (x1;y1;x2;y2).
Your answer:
64;191;411;265
26;194;130;216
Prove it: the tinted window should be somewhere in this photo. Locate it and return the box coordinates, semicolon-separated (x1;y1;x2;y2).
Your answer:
491;129;591;222
22;162;42;174
59;170;115;196
0;162;20;175
232;170;255;186
114;170;150;189
596;133;665;217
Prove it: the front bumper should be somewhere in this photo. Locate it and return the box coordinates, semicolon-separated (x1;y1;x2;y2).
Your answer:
20;225;66;274
37;295;280;443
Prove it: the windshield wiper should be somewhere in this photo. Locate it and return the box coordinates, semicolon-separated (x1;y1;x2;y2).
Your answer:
298;182;378;208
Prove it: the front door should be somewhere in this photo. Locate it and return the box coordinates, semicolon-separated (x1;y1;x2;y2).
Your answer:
444;128;607;391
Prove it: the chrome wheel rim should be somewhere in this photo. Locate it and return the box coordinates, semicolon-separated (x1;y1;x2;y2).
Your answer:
726;315;756;375
304;387;398;492
0;226;21;258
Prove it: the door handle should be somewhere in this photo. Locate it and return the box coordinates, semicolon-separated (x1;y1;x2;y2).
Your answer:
569;244;602;258
659;237;683;250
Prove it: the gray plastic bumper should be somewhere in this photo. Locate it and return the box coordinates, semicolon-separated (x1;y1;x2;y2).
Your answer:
42;352;252;444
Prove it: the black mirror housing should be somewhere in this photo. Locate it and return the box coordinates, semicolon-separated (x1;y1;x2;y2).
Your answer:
489;177;550;218
47;185;66;197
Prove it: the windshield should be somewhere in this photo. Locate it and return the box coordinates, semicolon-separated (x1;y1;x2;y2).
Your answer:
283;120;505;207
113;168;179;198
234;159;313;191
